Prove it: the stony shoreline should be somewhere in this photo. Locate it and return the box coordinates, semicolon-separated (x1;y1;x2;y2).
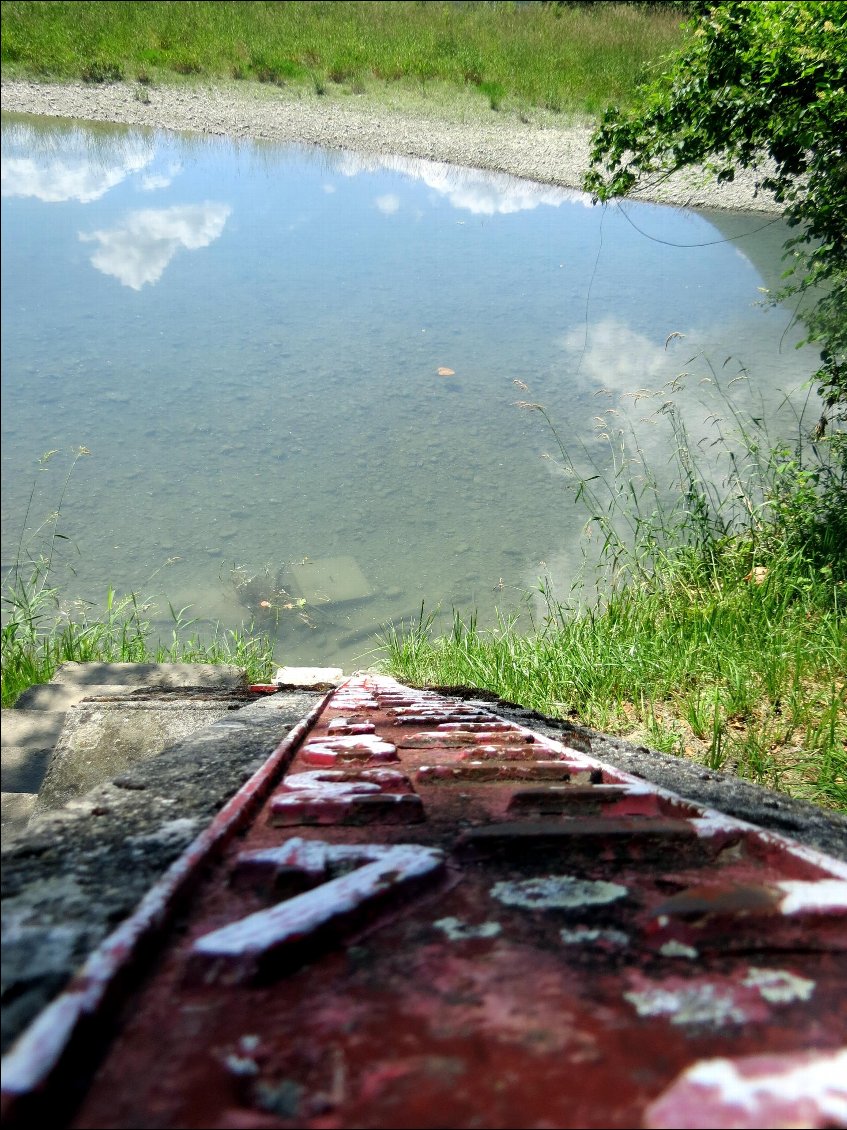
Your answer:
1;78;781;213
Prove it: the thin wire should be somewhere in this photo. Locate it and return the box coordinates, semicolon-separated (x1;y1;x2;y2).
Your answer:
614;198;782;248
573;186;785;384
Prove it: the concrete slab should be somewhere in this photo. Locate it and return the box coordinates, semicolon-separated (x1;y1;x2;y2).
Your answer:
1;711;66;751
273;666;344;688
34;696;247;813
288;556;372;605
1;689;323;1054
50;662;247;689
11;683;134;712
0;792;36;841
0;746;53;794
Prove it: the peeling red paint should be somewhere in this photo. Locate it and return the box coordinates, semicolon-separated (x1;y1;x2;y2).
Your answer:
2;675;846;1129
645;1049;847;1129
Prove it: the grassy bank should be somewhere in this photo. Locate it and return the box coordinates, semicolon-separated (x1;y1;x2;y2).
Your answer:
0;0;687;116
381;393;847;811
1;584;275;708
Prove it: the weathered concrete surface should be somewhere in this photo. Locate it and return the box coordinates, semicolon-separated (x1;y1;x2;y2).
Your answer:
1;665;252;838
0;794;37;842
0;690;322;1053
34;691;252;813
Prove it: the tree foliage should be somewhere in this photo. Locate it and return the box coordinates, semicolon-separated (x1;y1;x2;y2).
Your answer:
584;1;847;413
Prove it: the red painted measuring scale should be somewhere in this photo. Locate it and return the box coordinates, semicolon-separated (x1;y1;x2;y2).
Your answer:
2;675;845;1128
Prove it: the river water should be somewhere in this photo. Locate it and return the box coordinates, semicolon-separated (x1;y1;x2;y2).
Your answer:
0;113;821;669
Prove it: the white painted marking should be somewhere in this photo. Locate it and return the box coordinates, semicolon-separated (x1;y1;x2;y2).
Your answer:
690;814;744;839
659;941;699;959
192;841;444;972
625;983;748;1027
669;1049;847;1120
560;927;629;947
236;838;392;878
270;768;416;822
777;879;847;915
280;771;382;798
0;993;84;1092
302;735;397;764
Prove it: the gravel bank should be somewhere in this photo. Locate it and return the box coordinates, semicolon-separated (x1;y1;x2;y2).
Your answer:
2;79;780;213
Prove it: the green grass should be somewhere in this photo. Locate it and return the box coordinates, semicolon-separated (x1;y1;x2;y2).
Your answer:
380;382;847;811
0;0;688;117
1;450;276;707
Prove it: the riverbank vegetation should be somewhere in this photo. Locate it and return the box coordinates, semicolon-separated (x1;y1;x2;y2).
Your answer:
381;384;846;809
0;0;687;116
384;1;846;810
1;451;275;708
2;1;844;809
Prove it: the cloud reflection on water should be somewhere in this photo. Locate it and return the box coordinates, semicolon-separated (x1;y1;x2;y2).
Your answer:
140;164;182;193
333;151;590;215
525;314;816;613
79;202;232;289
0;120;185;205
1;149;154;204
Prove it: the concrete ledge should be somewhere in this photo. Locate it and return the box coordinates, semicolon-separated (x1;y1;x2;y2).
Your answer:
11;683;136;712
50;662;247;688
1;712;66;752
273;666;344;688
34;694;252;813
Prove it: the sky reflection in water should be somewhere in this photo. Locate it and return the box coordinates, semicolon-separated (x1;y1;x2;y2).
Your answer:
0;114;820;668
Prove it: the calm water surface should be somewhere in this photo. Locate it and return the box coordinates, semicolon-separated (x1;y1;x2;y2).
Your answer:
1;113;821;668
